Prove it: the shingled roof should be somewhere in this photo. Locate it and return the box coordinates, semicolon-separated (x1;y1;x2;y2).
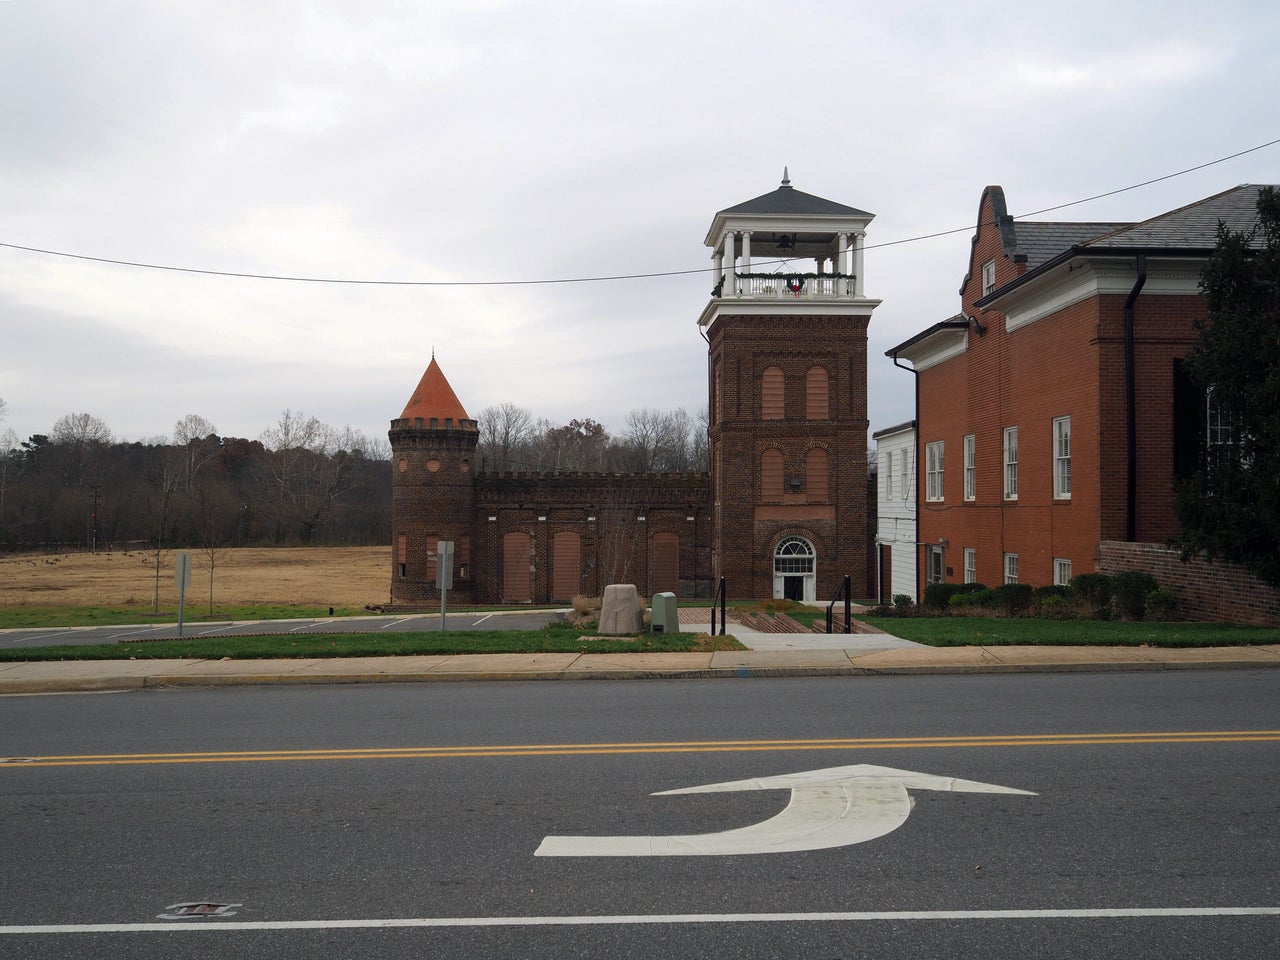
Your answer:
1079;184;1270;252
716;171;873;219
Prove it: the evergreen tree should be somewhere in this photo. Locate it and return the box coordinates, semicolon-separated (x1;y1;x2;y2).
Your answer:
1175;186;1280;585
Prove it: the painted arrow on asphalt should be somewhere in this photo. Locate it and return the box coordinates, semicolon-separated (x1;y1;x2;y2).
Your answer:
535;764;1036;857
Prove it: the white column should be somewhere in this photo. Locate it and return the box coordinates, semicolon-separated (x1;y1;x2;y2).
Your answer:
724;231;736;296
713;251;723;294
838;233;849;295
853;230;866;296
742;231;751;274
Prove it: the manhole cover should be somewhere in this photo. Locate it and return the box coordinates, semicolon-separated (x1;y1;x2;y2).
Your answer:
157;902;242;920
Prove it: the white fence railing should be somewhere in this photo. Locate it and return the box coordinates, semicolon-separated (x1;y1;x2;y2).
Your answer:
727;274;854;299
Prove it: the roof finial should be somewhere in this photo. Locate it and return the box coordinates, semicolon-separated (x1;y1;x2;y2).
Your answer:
431;345;435;360
781;166;791;188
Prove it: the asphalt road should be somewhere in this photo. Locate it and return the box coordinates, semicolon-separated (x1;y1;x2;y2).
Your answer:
0;611;561;648
3;671;1279;958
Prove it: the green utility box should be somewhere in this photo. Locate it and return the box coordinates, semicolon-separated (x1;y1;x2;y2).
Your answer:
650;592;678;633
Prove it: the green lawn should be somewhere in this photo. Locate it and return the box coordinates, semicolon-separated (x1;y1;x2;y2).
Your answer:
0;626;745;662
858;615;1279;647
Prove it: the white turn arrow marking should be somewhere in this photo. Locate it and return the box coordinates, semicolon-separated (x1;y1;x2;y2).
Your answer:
535;764;1036;857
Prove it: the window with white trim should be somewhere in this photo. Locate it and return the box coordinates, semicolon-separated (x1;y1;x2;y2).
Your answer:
885;451;895;500
1004;552;1019;584
925;441;944;502
1054;416;1071;499
900;448;911;501
1003;426;1018;500
1054;558;1072;586
964;548;976;584
982;259;996;296
963;434;976;501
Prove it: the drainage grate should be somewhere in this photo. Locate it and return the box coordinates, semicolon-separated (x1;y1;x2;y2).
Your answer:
157;902;243;920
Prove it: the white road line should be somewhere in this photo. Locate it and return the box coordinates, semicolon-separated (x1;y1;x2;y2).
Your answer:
290;621;332;633
4;907;1279;934
380;617;418;631
471;614;493;626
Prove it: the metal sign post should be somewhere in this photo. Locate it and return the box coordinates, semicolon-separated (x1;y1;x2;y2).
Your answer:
174;551;192;638
436;540;454;633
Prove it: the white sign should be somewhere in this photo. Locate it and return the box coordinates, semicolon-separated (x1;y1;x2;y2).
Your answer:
535;764;1035;857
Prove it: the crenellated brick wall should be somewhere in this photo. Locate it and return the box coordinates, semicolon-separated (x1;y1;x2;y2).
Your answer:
1098;541;1280;627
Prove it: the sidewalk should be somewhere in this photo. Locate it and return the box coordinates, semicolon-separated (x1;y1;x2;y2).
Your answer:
3;618;1279;694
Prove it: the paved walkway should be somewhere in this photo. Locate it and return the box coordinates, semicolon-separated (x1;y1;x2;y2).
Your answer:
2;616;1278;694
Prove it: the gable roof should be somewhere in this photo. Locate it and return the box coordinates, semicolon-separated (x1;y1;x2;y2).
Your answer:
1077;184;1269;252
399;355;473;425
975;184;1275;307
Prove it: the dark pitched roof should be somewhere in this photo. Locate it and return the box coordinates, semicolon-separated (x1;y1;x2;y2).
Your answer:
718;172;872;218
1079;184;1269;251
1012;221;1131;268
975;184;1276;307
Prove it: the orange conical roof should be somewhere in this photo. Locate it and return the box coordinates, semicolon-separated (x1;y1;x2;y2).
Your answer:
399;355;472;423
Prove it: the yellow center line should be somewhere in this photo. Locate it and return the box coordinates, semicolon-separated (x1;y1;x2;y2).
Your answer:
3;731;1278;768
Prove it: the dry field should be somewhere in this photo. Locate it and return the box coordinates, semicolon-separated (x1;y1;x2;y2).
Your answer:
0;546;392;609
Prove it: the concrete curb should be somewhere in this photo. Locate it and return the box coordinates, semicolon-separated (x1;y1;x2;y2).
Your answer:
5;654;1279;694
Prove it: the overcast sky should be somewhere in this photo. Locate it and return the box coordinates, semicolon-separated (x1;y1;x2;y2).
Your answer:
2;0;1277;453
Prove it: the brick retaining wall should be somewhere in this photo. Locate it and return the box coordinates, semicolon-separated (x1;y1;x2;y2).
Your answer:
1098;541;1280;627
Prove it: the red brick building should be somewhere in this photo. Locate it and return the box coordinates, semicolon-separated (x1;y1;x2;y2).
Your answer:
701;173;879;601
390;174;880;605
887;184;1272;602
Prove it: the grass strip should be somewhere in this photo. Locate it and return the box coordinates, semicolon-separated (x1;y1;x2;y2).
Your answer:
0;629;746;662
0;604;583;629
857;616;1279;647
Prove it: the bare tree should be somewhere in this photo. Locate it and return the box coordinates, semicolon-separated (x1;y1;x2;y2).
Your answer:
477;402;534;471
51;412;112;446
621;408;665;472
173;414;220;493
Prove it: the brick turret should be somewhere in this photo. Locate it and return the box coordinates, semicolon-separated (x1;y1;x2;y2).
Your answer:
389;356;478;604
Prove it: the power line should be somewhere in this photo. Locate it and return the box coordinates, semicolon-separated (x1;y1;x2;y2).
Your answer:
1;137;1276;286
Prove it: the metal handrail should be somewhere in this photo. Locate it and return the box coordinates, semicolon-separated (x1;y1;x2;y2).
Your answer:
826;575;852;634
710;577;726;636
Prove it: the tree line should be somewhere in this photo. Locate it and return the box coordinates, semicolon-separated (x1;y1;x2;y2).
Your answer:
0;411;392;553
475;404;708;473
0;402;711;554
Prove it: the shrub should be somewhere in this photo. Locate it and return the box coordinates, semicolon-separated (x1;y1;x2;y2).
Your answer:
1069;573;1113;617
892;594;915;612
949;588;993;609
990;583;1034;615
1032;584;1075;620
924;582;961;611
1145;587;1179;621
1037;594;1075;620
1112;571;1159;620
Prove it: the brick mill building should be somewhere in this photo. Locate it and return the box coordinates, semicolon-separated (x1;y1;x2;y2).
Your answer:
886;183;1280;624
390;174;880;604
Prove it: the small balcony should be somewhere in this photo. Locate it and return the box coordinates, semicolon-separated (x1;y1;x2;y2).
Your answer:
715;272;856;300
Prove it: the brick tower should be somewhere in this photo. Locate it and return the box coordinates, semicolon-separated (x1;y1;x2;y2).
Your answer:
388;355;478;604
700;171;880;600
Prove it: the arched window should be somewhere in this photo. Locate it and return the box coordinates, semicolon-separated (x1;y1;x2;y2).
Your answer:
774;536;815;574
761;449;784;501
806;448;829;502
806;366;829;420
761;366;784;420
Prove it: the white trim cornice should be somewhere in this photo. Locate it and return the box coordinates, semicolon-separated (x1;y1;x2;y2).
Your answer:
996;256;1208;332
